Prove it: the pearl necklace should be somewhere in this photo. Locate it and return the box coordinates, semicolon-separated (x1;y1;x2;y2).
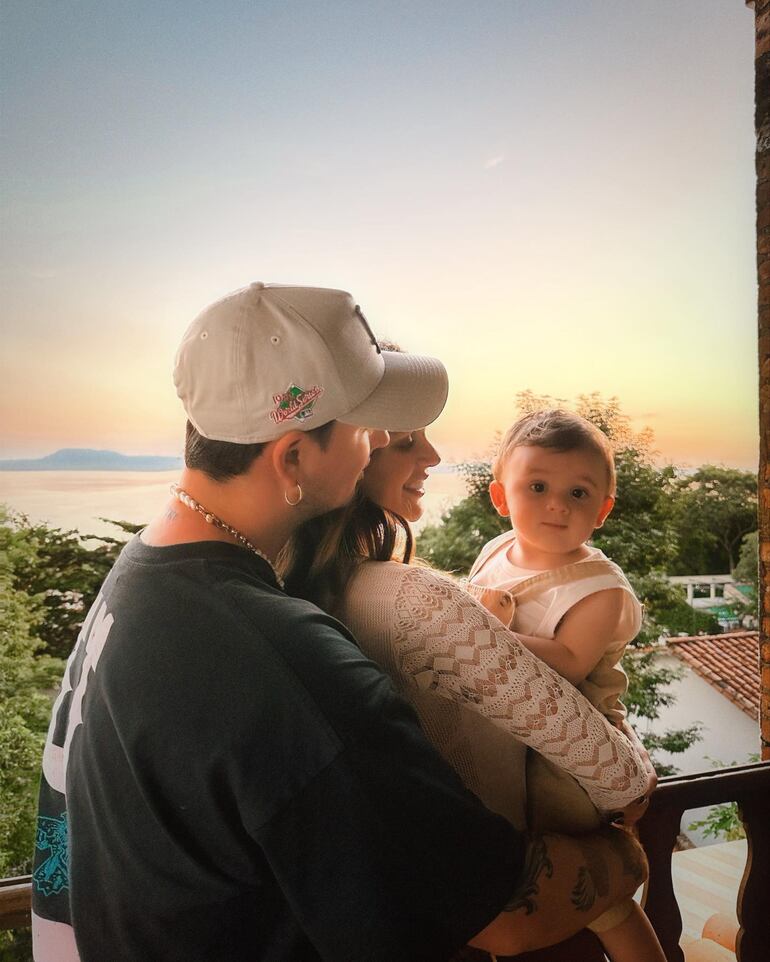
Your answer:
170;483;285;589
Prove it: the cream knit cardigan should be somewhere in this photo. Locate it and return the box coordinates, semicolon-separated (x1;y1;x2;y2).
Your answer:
340;560;649;827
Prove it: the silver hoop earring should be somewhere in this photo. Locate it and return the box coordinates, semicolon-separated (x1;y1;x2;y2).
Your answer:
284;483;303;507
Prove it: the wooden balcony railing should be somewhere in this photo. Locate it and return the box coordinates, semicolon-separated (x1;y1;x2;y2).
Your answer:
637;760;770;962
0;874;32;931
2;761;769;960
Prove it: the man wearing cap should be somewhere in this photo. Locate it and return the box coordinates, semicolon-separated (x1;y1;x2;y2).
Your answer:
32;283;648;962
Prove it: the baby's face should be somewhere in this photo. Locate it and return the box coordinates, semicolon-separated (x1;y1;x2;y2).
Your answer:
490;445;614;559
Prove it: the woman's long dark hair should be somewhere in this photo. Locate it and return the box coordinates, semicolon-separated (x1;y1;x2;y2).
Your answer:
279;489;414;615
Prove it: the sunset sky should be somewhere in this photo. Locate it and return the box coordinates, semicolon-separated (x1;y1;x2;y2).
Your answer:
1;0;758;469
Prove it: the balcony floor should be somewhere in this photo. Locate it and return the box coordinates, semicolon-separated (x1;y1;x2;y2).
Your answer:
671;839;745;949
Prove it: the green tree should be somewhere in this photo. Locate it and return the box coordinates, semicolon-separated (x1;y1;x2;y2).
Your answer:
521;390;655;454
592;454;678;575
732;529;758;593
0;511;138;958
669;466;757;574
729;530;759;626
417;460;505;573
6;515;138;660
0;508;63;878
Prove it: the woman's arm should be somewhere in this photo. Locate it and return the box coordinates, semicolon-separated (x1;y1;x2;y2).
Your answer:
390;566;650;811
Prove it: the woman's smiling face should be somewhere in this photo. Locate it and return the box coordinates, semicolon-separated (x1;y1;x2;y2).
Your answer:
360;429;441;522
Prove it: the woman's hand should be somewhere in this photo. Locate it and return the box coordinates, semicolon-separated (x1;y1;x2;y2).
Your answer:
612;793;651;828
612;720;657;826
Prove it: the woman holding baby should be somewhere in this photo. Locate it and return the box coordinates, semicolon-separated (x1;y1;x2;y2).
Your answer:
282;354;664;961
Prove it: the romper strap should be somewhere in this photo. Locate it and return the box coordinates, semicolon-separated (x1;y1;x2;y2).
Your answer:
509;559;624;605
467;530;515;582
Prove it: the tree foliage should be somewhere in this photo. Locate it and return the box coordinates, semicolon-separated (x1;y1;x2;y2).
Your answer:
0;510;138;886
0;508;64;878
417;461;505;573
592;453;679;574
5;515;138;660
687;756;759;842
669;466;757;574
688;801;745;842
733;530;758;593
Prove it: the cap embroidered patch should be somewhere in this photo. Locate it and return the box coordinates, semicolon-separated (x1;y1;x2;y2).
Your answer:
270;384;324;424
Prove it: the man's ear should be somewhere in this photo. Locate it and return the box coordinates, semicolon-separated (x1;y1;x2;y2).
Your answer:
269;431;304;488
594;495;615;529
489;479;510;518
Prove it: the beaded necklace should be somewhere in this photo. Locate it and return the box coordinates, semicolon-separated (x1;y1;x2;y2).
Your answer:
170;483;285;589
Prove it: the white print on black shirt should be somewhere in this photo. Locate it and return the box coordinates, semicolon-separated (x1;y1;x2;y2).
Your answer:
42;591;114;794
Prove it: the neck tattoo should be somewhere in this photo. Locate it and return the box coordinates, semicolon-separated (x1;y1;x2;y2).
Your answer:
170;483;285;589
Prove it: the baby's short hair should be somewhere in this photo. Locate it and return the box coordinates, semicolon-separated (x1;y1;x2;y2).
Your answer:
492;409;616;496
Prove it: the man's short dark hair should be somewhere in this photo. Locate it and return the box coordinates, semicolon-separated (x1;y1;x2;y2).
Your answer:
185;419;337;482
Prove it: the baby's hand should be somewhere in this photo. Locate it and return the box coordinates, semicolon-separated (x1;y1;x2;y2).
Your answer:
466;583;515;628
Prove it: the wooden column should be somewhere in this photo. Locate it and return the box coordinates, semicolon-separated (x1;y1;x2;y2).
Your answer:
638;803;686;962
737;792;770;961
753;0;770;761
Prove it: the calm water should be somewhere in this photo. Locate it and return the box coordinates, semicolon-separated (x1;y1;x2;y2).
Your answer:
0;469;468;540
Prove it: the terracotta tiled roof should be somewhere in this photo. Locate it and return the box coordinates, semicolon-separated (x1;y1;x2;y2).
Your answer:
666;632;760;720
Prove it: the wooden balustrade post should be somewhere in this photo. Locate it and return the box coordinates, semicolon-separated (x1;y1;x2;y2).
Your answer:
638;803;685;962
753;0;770;767
736;793;770;962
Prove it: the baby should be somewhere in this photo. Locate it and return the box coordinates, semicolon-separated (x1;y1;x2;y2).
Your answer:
468;409;664;962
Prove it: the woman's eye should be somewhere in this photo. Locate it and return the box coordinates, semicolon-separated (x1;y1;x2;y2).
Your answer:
571;488;588;499
396;435;415;449
529;482;546;493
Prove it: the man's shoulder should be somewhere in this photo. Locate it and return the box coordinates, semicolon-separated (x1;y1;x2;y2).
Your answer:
102;543;399;765
105;539;368;697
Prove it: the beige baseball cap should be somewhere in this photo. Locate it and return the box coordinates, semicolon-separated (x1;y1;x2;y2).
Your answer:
173;282;449;443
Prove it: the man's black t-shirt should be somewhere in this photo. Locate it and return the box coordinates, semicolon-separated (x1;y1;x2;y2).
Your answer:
33;537;525;961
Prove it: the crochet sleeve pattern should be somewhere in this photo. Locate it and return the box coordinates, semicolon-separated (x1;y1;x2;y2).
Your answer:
392;565;649;811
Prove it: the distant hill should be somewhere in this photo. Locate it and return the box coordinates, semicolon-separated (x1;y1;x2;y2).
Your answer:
0;449;183;471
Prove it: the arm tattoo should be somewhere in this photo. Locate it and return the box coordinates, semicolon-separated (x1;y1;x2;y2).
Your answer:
163;506;178;522
504;836;553;915
570;838;609;912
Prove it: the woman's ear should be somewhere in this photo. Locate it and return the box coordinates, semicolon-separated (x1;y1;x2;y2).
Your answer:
489;479;510;518
594;495;615;529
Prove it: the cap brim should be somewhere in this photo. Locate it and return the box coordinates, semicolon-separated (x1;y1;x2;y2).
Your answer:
338;350;448;432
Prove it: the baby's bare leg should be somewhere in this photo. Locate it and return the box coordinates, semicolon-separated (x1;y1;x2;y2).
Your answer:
596;901;666;962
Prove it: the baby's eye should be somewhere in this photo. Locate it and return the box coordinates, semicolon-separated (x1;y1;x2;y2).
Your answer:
571;488;588;499
529;482;546;493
